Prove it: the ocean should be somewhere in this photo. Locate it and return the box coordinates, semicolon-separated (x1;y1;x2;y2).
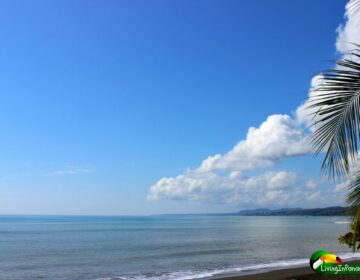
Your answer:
0;215;359;280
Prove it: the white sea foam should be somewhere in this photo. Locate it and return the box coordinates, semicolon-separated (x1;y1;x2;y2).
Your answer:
96;253;360;280
333;220;350;224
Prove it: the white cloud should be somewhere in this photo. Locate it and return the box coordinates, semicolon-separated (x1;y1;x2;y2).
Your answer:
306;179;318;189
305;191;321;202
295;74;324;129
148;170;297;205
197;114;311;173
334;181;348;193
148;115;312;206
46;166;94;176
336;0;360;56
149;167;343;207
333;157;360;193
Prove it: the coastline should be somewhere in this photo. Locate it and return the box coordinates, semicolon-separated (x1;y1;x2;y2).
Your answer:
213;260;360;280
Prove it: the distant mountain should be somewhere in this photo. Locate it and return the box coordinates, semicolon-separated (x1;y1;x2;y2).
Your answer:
236;206;352;216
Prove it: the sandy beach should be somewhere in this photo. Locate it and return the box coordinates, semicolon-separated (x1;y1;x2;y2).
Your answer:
215;261;360;280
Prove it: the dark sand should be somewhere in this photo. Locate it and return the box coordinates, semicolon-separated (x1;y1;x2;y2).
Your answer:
214;261;360;280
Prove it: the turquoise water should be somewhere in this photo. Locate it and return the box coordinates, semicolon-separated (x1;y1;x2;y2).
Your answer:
0;215;358;280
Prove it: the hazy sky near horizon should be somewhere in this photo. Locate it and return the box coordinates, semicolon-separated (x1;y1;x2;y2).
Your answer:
0;0;353;215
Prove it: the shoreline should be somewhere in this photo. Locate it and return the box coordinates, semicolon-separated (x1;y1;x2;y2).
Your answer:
213;260;360;280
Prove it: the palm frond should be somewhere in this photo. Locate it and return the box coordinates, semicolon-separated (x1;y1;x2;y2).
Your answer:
346;169;360;251
309;49;360;178
348;0;360;23
348;169;360;206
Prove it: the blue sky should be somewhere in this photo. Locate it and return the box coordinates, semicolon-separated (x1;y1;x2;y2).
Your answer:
0;0;350;214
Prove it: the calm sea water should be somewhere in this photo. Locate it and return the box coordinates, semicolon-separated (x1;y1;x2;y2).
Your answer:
0;215;358;280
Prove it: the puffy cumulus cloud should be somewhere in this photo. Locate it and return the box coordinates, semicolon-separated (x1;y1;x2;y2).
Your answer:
295;74;324;129
148;170;297;206
148;115;313;206
149;168;342;207
336;0;360;56
197;114;312;173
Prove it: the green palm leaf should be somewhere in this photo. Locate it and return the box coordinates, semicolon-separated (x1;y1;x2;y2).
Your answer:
348;169;360;206
309;49;360;178
347;169;360;251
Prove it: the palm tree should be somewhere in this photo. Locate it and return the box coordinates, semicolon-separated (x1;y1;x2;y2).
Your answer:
309;46;360;250
309;0;360;251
